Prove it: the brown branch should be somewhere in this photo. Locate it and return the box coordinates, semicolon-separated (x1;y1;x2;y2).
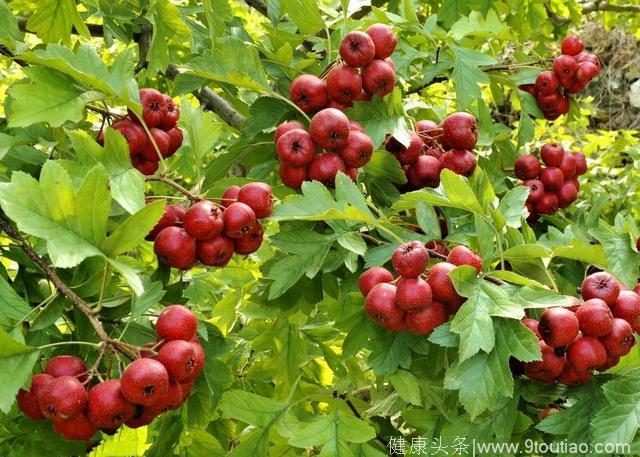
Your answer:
195;87;246;130
133;21;153;74
18;17;104;37
0;212;139;359
0;45;28;67
145;175;202;202
582;1;640;13
244;0;268;17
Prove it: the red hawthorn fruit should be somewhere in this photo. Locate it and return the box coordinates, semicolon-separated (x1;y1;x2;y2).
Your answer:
358;267;394;296
524;340;566;383
289;75;329;113
339;31;375;67
538;307;579;348
405;302;447;334
364;283;404;328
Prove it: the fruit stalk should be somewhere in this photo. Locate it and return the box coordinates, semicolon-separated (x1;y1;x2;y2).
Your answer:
145;175;202;203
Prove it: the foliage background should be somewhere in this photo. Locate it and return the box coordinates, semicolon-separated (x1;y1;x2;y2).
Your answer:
0;0;640;456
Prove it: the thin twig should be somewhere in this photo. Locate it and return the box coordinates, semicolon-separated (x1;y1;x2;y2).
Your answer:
145;175;202;202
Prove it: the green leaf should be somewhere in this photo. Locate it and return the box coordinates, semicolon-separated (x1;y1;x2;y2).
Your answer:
279;0;325;35
103;200;165;257
347;89;409;148
0;328;41;413
363;150;407;184
131;279;165;318
179;100;222;164
0;276;33;328
591;223;640;288
416;201;441;239
8;68;103;128
444;319;539;418
0;162;107;268
591;375;640;444
552;239;606;267
89;426;148;456
503;244;552;260
440;169;484;215
449;266;525;361
368;329;413;375
69;129;145;214
26;0;90;45
289;408;375;450
185;430;226;457
496;186;528;228
390;370;422;406
0;0;20;40
147;0;191;74
219;390;288;427
451;47;495;109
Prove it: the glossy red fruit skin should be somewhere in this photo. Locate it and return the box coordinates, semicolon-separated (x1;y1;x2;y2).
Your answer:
576;61;599;83
337;131;374;168
365;24;397;59
522;318;541;338
140;128;171;161
537;91;563;113
538;307;580;348
349;120;364;132
361;60;396;97
181;342;205;382
38;376;87;423
274;121;306;144
556;95;570;115
557;181;578;209
391;241;429;278
289;75;329;113
158;94;180;130
405;302;447;334
524;179;545;203
309;108;350;149
183;201;224;241
442;112;478;151
440;149;477;177
154;226;197;270
535;192;559;215
540;167;564;192
223;202;257;239
166;127;183;156
221;185;241;208
44;355;88;382
514;155;542;180
540;143;565;167
567;336;607;371
53;413;97;441
276;129;315;167
279;162;308;189
134;88;168;128
413;155;441;186
559;364;592;386
112;119;148;155
120;358;170;406
339;31;375;67
17;373;54;420
581;272;621;306
597;354;620;372
88;380;135;429
524;340;566;383
611;290;640;327
234;223;264;255
308;152;346;187
561;34;584;56
415;119;439;136
559;153;577;179
358;267;394;296
573;152;588;175
396;277;432;312
446;245;483;274
157;340;198;382
553;55;578;80
364;283;404;328
326;65;363;105
133;156;159;175
238;183;273;219
427;262;460;303
197;234;234;267
146;204;185;241
600;318;635;357
576;298;613;337
388;131;423;165
156;305;198;341
535;71;560;95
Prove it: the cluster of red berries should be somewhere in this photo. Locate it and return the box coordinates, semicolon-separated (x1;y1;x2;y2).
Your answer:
148;183;273;269
514;142;587;220
359;242;483;334
289;24;398;114
521;34;601;120
520;272;638;386
388;112;479;191
274;24;398;189
275;114;371;188
98;88;182;175
16;305;203;441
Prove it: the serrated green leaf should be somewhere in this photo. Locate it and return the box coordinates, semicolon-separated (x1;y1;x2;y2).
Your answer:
103;200;165;257
219;390;288;427
147;0;191;74
440;169;484;214
346;89;408;148
390;370;422;406
0;328;41;413
279;0;325;34
496;186;528;228
591;223;640;288
0;276;34;328
289;408;375;449
26;0;89;45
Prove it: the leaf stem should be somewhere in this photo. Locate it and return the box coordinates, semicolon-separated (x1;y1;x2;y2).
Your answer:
94;261;110;314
